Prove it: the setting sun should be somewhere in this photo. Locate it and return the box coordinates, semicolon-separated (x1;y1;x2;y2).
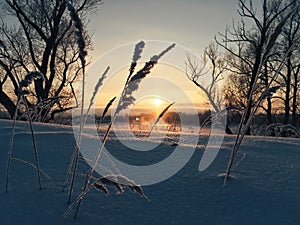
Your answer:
154;97;162;106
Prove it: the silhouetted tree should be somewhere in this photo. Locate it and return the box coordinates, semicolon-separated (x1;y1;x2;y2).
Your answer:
276;0;300;124
220;0;298;183
0;0;101;121
217;0;297;134
186;43;233;134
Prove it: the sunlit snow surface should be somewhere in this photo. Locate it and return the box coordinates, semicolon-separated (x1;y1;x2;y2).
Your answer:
0;119;300;225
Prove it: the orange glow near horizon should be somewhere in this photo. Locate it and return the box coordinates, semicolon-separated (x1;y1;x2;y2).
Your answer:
127;96;169;116
92;62;209;113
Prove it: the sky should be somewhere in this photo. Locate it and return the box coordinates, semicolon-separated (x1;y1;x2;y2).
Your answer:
89;0;238;58
0;0;251;114
85;0;241;113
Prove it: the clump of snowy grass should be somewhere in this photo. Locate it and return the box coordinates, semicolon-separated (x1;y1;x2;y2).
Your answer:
266;123;300;138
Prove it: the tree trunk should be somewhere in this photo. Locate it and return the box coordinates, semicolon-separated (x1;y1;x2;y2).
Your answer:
226;125;233;134
267;97;272;125
284;53;292;124
292;66;299;126
264;63;272;125
0;88;16;119
244;43;264;135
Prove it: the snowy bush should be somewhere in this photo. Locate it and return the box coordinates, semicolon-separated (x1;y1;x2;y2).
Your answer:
266;123;300;138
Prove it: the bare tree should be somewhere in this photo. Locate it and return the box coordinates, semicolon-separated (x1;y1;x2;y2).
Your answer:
218;0;298;183
277;1;300;124
291;65;300;126
186;43;233;134
216;0;297;134
0;0;101;121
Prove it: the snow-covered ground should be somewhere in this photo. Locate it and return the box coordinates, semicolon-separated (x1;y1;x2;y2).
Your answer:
0;119;300;225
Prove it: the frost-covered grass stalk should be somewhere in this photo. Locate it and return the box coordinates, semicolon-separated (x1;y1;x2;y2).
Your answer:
5;72;45;192
63;66;109;199
223;57;289;185
100;96;116;123
64;0;95;204
223;16;297;184
5;98;20;193
72;41;176;219
150;102;175;133
22;95;42;190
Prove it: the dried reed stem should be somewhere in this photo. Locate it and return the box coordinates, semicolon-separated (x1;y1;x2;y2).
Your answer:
150;102;175;133
23;96;42;190
65;0;88;203
223;41;296;185
5;98;20;193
